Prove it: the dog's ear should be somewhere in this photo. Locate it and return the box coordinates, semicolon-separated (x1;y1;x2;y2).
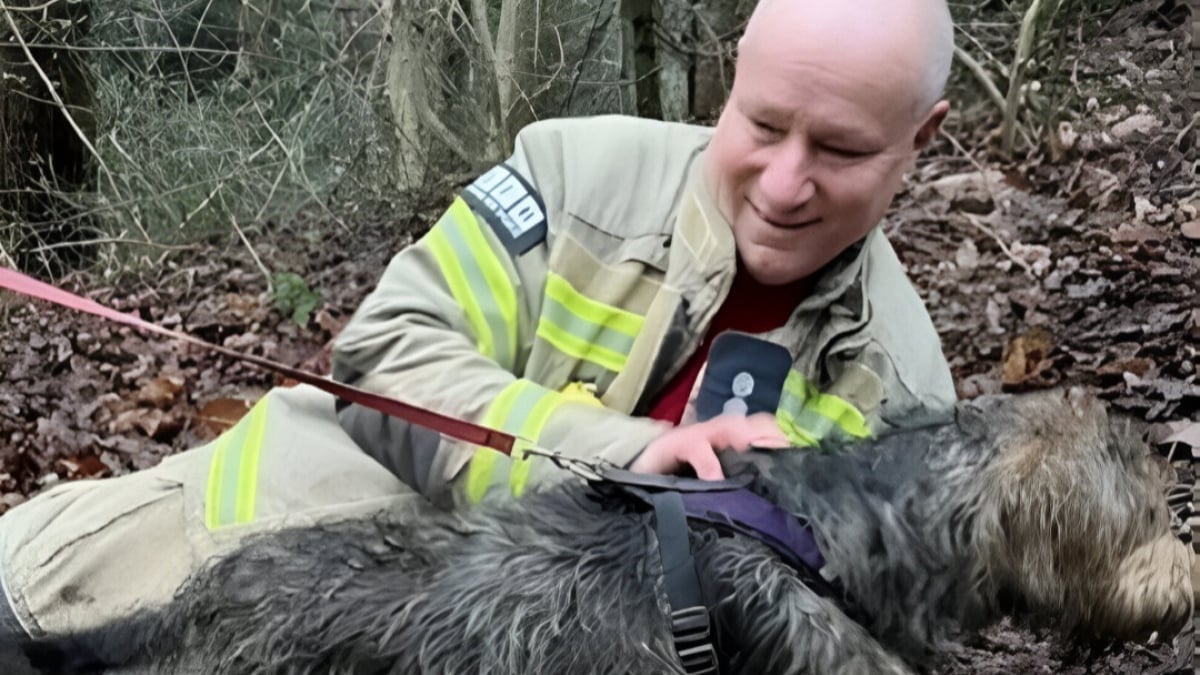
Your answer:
954;400;992;442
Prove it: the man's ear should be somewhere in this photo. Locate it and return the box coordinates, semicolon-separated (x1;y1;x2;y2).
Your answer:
913;100;950;151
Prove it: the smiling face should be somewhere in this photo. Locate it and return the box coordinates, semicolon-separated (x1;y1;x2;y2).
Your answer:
705;0;950;285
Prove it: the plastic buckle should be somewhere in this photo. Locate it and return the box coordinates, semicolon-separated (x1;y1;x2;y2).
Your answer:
671;605;719;675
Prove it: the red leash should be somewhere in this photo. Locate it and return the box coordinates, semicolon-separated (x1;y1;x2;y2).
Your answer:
0;266;517;455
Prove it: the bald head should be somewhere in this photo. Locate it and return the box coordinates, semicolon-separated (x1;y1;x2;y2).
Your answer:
741;0;954;118
704;0;954;285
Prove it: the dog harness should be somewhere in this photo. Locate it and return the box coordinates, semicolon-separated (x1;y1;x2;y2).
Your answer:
587;467;843;675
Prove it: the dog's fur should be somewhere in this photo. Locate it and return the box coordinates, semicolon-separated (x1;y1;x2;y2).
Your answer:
25;389;1193;674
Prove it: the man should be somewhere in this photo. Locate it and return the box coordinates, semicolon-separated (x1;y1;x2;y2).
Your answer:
0;0;956;645
333;0;956;498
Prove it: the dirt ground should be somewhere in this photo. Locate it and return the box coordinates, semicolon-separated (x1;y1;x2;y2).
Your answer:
0;0;1197;672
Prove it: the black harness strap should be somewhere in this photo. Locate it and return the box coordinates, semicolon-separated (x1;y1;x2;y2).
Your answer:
645;489;719;675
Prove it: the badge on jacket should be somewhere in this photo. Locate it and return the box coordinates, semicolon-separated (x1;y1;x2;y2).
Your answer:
694;332;793;421
463;163;548;255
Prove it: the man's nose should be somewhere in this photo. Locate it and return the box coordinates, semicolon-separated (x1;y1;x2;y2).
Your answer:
757;142;816;212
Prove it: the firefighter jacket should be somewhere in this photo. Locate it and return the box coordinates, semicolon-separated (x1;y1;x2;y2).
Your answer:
331;115;956;504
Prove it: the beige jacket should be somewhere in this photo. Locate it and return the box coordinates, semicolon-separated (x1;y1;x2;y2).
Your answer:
332;115;956;503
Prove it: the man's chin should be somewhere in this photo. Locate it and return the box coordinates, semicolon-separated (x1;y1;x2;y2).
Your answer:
739;250;819;286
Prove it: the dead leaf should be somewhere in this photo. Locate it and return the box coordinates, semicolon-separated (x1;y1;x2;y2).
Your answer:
1111;223;1163;243
929;171;1001;214
136;375;185;408
1160;422;1200;450
193;397;255;440
224;293;262;320
954;239;979;271
1001;327;1055;389
1181;220;1200;240
1096;357;1156;384
1111;113;1161;139
54;454;111;480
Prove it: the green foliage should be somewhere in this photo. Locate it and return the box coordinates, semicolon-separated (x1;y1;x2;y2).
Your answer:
271;272;321;326
3;0;400;274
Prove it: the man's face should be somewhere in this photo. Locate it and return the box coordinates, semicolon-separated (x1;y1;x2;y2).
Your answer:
705;23;945;286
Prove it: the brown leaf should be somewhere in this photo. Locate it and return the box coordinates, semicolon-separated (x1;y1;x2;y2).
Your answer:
1111;223;1163;243
224;293;262;320
135;375;185;408
1001;327;1055;389
54;454;111;480
193;397;255;440
1181;220;1200;240
1096;357;1156;384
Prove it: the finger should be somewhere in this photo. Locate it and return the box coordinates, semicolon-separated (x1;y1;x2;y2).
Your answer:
685;446;725;481
749;437;792;450
710;413;786;451
744;413;789;447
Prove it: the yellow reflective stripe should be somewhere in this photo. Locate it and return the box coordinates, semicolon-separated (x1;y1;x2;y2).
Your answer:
465;448;503;505
777;370;871;444
507;392;561;497
808;393;870;439
427;224;496;361
544;274;642;338
449;198;518;368
204;434;230;530
776;408;820;447
536;317;628;372
465;380;530;503
536;274;644;374
467;379;577;502
235;408;268;523
424;199;520;368
204;397;270;530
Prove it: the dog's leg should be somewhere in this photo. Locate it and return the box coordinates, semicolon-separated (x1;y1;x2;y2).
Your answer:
700;538;916;675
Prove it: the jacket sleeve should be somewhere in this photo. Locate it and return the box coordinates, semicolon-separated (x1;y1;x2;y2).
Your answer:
855;233;957;432
331;124;667;504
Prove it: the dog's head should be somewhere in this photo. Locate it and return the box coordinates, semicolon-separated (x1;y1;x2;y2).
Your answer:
971;387;1192;640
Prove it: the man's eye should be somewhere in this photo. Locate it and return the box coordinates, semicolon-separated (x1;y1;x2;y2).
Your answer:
751;119;784;136
822;144;872;159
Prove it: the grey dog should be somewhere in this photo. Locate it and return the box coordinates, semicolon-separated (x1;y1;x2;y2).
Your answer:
23;388;1193;674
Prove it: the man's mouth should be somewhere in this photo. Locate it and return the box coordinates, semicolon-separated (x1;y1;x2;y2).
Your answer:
749;202;820;230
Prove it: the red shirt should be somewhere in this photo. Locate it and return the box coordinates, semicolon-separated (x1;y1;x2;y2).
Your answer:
646;268;810;425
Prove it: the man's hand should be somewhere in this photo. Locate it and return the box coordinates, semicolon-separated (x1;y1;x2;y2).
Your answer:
629;413;790;480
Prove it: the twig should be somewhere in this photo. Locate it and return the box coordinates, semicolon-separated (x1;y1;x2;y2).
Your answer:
953;45;1008;114
938;128;1002;209
16;42;296;66
29;237;195;253
962;213;1034;277
230;216;273;294
0;239;16;268
1174;112;1199;150
0;0;64;12
1;3;153;243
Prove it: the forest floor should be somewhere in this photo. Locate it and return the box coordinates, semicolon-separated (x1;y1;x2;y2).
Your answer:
0;0;1197;671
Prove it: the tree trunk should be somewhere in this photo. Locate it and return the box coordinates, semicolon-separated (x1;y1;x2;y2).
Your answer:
384;1;434;189
691;0;748;121
655;0;690;122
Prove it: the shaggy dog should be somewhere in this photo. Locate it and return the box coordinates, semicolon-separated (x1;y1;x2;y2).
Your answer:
22;389;1194;674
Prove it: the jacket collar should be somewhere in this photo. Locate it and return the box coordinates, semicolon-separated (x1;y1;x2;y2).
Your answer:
670;149;877;330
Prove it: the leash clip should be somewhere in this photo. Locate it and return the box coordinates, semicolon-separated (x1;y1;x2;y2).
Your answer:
518;446;610;482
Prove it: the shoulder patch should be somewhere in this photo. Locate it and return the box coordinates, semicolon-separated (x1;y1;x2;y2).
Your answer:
462;163;547;256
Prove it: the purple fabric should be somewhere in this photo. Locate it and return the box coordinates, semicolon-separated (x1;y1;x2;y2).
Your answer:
679;489;827;573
